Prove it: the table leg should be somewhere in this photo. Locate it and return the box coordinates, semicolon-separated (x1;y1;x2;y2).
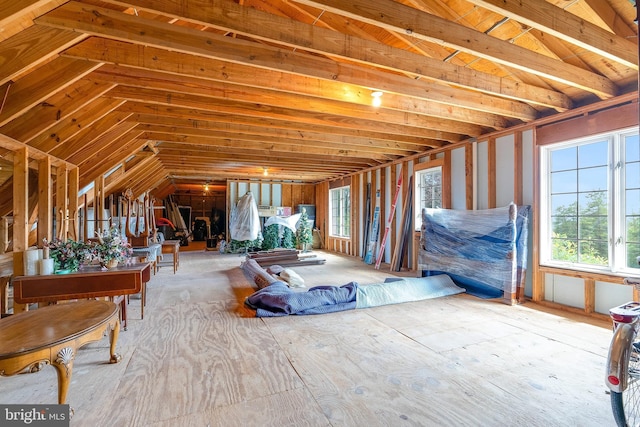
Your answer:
141;282;145;320
52;347;75;404
173;251;177;274
120;298;127;331
0;276;9;316
109;318;122;364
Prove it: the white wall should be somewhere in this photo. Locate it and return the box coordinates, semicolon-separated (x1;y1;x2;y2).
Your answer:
476;141;488;210
450;147;466;210
495;135;515;207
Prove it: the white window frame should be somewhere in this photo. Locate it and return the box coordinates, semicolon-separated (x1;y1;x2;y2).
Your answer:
329;185;350;238
539;126;640;275
414;160;444;231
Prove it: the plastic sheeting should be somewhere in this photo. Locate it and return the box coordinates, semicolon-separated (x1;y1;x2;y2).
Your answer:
264;213;302;232
356;275;465;309
418;203;530;299
229;192;261;241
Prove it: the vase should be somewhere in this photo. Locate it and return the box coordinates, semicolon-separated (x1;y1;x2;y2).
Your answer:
106;259;118;269
55;269;72;275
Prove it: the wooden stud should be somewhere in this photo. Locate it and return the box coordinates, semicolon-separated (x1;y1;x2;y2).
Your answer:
400;162;413;270
585;278;596;314
389;166;397;263
13;147;28;312
38;156;52;246
56;164;68;240
94;175;104;233
351;174;360;257
0;217;8;254
514;131;523;206
531;128;544;303
442;152;452;209
68;167;79;240
465;142;474;210
488;137;496;209
379;166;387;264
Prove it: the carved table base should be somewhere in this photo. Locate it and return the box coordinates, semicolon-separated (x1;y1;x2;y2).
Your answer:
0;300;121;404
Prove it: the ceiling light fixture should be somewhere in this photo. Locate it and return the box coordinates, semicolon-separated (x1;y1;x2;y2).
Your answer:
371;91;383;107
263;167;268;177
204;183;209;192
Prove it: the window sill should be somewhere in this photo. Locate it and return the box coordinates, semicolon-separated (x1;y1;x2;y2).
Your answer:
538;264;639;284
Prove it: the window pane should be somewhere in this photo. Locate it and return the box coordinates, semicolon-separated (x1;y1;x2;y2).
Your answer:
547;139;611;266
552;236;577;262
626;212;640;270
329;186;350;238
627;217;640;243
420;169;442;209
624;136;640;269
330;190;340;235
627;162;640;188
415;165;443;230
342;188;350;237
578;141;608;168
627;189;640;216
578;191;607;215
578;215;608;241
551;147;576;172
627;134;640;162
552;216;577;239
551;170;577;193
627;243;640;269
544;130;638;272
551;193;577;216
578;166;608;192
578;240;608;266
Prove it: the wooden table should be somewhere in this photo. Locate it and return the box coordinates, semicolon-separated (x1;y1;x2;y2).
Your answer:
12;263;152;328
161;240;181;274
0;300;121;405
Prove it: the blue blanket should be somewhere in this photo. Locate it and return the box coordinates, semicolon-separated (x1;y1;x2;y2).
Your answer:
245;275;464;317
245;281;358;317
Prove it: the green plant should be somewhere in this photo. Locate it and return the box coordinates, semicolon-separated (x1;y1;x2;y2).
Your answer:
226;238;263;253
282;227;296;249
296;209;313;251
262;224;280;250
43;237;88;272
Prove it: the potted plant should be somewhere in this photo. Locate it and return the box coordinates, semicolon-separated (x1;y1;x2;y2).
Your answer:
296;208;313;252
43;237;88;274
92;226;133;269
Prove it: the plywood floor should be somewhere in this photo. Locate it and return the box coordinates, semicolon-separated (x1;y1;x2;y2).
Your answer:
0;250;616;426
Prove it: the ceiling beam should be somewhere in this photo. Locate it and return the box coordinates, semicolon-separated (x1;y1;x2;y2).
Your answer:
104;0;571;111
463;0;637;69
291;0;619;98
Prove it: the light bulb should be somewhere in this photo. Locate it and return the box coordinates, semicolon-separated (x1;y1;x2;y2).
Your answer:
371;91;383;107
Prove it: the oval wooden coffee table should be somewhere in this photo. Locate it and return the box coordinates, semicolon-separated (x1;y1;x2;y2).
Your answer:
0;300;121;405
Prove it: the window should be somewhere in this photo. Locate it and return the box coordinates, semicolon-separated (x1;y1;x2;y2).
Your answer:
540;128;640;273
414;163;443;230
329;185;350;237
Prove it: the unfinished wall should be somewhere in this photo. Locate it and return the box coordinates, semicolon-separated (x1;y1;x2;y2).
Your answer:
316;96;638;317
226;180;316;245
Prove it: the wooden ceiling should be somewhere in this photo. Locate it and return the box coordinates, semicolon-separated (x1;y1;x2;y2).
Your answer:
0;0;638;197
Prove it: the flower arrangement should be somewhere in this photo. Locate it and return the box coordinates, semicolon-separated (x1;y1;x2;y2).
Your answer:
92;226;133;267
43;237;88;273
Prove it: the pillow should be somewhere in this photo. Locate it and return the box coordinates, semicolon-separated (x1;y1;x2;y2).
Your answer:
281;268;305;288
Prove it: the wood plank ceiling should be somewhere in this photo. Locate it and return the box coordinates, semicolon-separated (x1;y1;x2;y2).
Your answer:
0;0;637;197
